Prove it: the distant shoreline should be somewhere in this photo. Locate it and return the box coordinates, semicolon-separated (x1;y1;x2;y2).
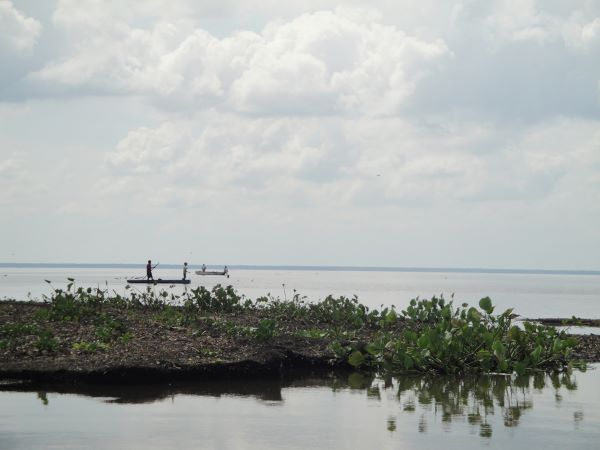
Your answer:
0;262;598;276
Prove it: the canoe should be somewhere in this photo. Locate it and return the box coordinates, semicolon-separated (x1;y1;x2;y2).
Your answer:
195;270;229;276
127;279;191;284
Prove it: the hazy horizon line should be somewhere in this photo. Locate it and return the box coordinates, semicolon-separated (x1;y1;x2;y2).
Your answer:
0;262;598;276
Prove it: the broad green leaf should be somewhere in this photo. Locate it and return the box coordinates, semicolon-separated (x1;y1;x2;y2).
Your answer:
451;318;464;328
499;360;508;372
492;340;505;359
552;339;563;353
479;297;494;314
501;308;514;318
482;332;494;347
508;326;521;341
468;307;482;322
385;309;397;325
531;345;542;364
331;341;346;358
348;350;365;367
477;350;492;361
366;342;382;356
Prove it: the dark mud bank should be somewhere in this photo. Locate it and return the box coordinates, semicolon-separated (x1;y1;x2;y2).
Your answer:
0;349;341;384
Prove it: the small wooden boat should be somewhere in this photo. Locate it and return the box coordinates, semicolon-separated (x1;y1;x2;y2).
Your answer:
195;270;229;277
127;279;191;284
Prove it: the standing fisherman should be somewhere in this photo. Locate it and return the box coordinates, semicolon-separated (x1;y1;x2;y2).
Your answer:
146;260;158;280
182;262;189;280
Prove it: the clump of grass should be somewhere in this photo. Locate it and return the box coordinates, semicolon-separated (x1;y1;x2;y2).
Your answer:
35;330;59;352
72;341;109;353
0;323;41;337
1;323;59;353
95;315;127;344
254;319;278;342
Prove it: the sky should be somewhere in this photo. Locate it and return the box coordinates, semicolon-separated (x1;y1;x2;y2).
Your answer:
0;0;599;270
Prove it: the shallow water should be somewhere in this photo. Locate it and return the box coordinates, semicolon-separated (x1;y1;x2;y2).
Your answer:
1;366;598;449
1;267;599;319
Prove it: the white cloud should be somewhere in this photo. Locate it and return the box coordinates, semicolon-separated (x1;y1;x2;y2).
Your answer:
0;1;42;53
476;0;548;44
106;122;191;174
101;113;600;215
563;17;600;51
31;7;450;115
452;0;600;52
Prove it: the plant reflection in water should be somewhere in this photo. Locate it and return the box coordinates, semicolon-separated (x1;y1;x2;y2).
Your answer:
3;367;585;441
357;369;582;438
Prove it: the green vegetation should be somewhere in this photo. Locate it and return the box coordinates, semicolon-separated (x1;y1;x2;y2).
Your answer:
94;315;128;344
1;280;583;375
339;297;578;375
34;330;59;352
72;341;108;353
255;318;278;342
0;322;59;353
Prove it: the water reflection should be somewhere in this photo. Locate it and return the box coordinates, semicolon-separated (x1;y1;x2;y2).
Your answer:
1;377;288;404
0;368;587;440
377;370;582;438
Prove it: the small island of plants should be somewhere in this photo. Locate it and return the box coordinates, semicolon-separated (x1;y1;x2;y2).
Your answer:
0;280;597;383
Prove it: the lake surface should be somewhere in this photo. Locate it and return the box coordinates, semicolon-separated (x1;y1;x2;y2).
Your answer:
1;366;598;449
1;267;599;448
1;266;599;319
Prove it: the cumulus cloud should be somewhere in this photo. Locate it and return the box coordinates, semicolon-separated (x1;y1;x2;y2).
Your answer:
31;7;450;115
563;17;600;51
106;122;192;174
0;1;42;53
452;0;600;49
15;1;600;118
101;112;600;215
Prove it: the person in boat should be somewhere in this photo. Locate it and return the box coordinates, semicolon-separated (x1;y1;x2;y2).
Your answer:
146;260;157;280
182;262;189;280
202;264;206;272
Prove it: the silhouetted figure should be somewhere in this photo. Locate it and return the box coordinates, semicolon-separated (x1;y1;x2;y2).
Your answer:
182;262;188;280
147;260;157;280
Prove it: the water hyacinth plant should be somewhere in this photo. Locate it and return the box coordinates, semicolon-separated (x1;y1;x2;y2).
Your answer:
338;297;578;375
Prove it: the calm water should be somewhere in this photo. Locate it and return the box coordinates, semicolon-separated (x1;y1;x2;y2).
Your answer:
1;267;599;448
1;267;599;319
1;366;598;449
